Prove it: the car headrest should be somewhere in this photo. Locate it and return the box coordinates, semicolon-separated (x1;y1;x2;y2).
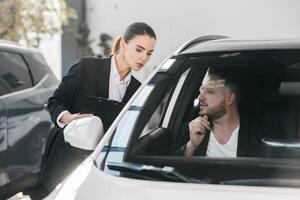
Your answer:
63;116;104;150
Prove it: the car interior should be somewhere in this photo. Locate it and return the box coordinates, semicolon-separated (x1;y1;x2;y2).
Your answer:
121;50;300;187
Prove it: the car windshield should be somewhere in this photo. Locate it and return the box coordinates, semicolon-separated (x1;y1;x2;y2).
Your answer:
99;49;300;188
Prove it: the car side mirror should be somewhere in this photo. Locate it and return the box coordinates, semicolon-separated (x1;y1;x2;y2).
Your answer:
63;116;104;150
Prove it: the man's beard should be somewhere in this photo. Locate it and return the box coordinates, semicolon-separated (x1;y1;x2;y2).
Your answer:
200;100;227;121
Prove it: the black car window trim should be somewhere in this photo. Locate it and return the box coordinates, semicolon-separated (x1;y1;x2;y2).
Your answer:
162;68;191;128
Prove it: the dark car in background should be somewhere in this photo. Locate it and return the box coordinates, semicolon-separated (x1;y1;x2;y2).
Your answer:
0;40;59;199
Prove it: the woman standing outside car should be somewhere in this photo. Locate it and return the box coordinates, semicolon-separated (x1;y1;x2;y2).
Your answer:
40;22;156;197
48;22;156;131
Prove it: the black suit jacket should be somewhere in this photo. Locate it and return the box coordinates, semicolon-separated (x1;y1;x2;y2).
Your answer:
48;57;141;131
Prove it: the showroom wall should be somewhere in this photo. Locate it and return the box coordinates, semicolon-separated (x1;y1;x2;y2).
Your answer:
39;35;62;79
39;0;83;79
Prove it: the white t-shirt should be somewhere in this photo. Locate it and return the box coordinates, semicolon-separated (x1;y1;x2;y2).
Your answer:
206;125;240;157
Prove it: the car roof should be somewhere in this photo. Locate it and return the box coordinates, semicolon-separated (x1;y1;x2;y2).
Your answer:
179;36;300;55
0;39;38;54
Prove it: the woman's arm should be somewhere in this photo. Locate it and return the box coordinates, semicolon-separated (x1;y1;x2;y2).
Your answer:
47;62;82;127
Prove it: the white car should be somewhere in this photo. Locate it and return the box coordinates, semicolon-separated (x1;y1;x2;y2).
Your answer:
46;36;300;199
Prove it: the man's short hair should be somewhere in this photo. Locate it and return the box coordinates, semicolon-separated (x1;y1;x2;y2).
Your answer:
208;66;245;105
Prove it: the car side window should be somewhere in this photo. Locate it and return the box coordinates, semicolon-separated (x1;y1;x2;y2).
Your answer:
139;91;171;138
0;52;32;96
139;68;191;138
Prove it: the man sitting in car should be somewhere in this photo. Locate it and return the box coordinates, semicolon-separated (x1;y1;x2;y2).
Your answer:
177;68;265;157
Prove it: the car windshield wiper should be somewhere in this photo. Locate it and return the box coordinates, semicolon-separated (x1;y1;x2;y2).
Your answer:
107;161;204;183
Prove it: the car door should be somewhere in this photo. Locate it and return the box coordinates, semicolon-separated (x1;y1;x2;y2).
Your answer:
0;100;7;195
0;51;52;187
